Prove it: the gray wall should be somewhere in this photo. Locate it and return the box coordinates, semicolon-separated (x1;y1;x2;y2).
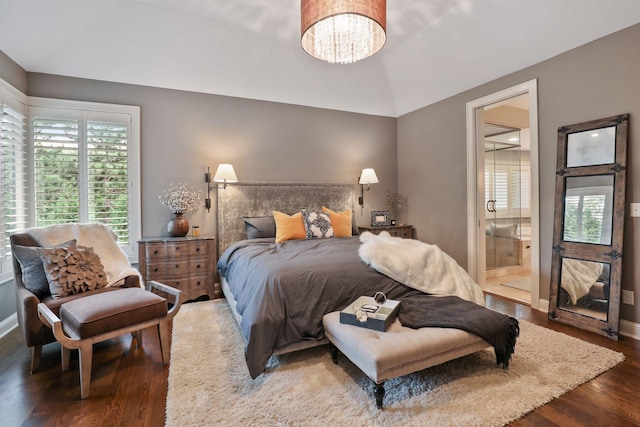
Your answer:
26;75;398;241
0;49;27;93
398;23;640;324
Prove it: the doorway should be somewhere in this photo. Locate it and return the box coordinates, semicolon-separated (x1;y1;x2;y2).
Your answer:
466;80;540;309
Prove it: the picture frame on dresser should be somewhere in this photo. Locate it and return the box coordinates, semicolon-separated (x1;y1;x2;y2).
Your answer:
370;211;390;227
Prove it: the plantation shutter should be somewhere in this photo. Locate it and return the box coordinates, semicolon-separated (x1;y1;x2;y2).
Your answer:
32;116;80;226
493;167;509;211
87;120;130;245
0;97;28;275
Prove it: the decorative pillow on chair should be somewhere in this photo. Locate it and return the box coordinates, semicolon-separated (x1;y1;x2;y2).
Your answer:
273;210;307;243
241;216;276;239
301;209;334;239
12;239;77;299
39;245;108;299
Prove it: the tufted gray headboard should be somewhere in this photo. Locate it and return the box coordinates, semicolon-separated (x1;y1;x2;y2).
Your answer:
217;182;355;255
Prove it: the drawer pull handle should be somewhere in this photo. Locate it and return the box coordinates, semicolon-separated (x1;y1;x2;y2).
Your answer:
153;250;158;255
196;248;200;252
197;281;201;285
153;268;158;272
175;264;179;268
196;264;201;269
176;246;180;251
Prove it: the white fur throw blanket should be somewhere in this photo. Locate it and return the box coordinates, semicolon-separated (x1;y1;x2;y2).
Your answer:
27;223;143;288
359;231;485;306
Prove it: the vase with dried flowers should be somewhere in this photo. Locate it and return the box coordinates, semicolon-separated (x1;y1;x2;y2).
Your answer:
159;183;203;237
386;190;408;225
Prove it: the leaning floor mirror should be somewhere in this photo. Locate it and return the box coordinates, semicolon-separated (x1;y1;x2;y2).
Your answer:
548;114;629;339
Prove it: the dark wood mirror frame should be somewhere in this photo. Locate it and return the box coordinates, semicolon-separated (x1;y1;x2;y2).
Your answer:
548;114;629;339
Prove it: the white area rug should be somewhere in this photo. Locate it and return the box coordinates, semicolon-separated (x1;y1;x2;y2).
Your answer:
166;300;624;427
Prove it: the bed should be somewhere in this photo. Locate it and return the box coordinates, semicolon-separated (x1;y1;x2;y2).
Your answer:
217;183;517;379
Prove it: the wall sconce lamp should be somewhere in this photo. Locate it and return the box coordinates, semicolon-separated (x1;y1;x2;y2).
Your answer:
358;168;379;206
205;164;238;212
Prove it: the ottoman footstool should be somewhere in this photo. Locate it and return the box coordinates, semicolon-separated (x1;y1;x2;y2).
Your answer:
322;311;490;409
37;281;181;399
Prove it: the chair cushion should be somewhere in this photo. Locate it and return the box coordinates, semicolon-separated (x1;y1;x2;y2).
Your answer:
60;288;167;339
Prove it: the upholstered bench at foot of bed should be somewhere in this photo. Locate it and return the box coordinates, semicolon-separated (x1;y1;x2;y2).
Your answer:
37;282;181;399
322;311;490;409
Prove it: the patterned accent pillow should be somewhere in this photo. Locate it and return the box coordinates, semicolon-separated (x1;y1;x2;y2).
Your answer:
38;245;108;299
301;209;334;239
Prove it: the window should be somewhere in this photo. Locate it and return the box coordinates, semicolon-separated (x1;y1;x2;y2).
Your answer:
0;80;28;280
29;98;140;260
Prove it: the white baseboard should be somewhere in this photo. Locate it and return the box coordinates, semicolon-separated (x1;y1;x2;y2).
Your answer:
536;298;639;341
0;313;18;340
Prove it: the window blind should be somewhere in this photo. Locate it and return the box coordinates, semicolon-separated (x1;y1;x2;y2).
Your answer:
32;117;80;226
87;121;129;245
0;97;28;276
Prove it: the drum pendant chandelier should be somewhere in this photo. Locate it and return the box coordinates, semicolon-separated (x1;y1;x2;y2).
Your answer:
301;0;387;64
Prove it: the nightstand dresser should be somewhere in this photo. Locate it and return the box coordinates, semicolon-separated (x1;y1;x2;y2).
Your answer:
358;225;414;239
138;236;216;302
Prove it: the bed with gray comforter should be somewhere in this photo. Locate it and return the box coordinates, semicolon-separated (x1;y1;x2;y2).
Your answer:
217;236;422;378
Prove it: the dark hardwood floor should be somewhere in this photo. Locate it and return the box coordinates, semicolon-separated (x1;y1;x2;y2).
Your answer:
1;295;639;426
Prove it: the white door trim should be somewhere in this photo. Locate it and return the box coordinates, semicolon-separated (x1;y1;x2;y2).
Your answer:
466;79;540;309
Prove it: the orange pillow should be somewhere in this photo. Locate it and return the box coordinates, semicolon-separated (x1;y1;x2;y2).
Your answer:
321;207;352;237
273;210;306;243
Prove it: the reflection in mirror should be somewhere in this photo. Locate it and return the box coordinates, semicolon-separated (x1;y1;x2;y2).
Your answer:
559;258;610;321
566;126;616;167
563;175;614;245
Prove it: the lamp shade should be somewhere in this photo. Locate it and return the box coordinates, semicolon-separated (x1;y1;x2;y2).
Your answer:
359;168;379;185
213;164;238;183
301;0;386;64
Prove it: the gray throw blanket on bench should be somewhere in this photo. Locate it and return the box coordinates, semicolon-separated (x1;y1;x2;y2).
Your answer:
398;295;519;369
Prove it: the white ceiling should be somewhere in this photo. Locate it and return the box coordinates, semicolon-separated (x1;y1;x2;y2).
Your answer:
1;0;640;117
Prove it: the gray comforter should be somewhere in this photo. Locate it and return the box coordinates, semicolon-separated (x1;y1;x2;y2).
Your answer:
217;237;421;378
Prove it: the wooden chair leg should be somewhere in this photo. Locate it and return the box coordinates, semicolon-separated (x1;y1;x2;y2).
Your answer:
78;342;93;399
30;345;43;373
61;346;71;372
158;319;170;365
133;331;143;348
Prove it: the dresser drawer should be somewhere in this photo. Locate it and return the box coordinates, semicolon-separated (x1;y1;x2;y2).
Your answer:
189;240;209;257
145;242;168;259
146;261;190;279
165;243;190;259
189;276;210;295
164;278;189;292
189;258;209;276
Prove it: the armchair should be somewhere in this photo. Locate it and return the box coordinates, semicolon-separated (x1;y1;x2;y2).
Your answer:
10;224;142;373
